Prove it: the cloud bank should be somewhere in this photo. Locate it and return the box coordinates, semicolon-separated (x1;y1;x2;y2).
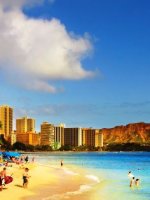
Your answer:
0;0;94;93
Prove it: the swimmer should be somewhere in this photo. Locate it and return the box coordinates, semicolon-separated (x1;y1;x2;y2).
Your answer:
130;177;135;187
135;178;140;187
128;171;134;178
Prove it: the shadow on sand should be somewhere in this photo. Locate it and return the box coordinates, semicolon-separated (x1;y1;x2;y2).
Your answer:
15;184;23;188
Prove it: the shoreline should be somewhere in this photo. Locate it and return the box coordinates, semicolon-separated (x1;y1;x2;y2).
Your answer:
12;150;150;154
0;162;101;200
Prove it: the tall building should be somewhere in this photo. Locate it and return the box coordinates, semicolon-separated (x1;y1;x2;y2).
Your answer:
16;116;39;146
9;131;16;145
0;105;13;139
64;128;82;147
82;128;95;146
82;128;103;147
41;122;54;146
16;117;35;133
54;124;64;149
95;129;103;147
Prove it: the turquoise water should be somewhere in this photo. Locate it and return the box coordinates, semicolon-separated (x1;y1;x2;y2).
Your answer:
28;152;150;200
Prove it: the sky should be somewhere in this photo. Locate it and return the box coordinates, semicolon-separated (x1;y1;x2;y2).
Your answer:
0;0;150;131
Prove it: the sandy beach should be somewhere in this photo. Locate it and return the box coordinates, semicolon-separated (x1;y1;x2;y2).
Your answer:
0;162;102;200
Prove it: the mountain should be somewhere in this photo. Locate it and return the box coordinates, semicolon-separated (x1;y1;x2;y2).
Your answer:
101;122;150;144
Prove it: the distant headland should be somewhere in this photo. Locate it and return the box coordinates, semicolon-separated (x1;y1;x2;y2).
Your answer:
102;122;150;151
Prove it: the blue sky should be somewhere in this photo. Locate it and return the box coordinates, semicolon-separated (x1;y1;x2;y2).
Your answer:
0;0;150;131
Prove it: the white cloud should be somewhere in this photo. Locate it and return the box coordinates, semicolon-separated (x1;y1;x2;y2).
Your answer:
0;1;95;93
0;0;44;10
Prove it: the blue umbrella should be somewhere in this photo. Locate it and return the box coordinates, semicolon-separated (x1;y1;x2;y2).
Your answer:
2;151;20;158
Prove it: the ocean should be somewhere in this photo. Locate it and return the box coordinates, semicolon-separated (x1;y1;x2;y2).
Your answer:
27;152;150;200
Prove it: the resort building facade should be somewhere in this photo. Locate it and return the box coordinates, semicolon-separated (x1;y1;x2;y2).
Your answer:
16;117;35;133
16;116;39;146
82;128;103;147
16;132;40;146
0;105;104;148
64;127;82;147
0;105;13;140
54;124;65;149
41;122;55;146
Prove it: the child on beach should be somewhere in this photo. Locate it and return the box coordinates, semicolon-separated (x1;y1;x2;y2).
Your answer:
23;168;30;188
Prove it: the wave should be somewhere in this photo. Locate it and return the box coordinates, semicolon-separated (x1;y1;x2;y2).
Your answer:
42;173;100;200
85;174;100;183
66;184;92;195
63;167;79;175
42;184;92;200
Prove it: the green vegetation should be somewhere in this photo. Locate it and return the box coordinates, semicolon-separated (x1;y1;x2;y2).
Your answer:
0;134;11;150
12;143;53;151
59;145;102;151
0;121;2;129
0;136;150;152
104;142;150;151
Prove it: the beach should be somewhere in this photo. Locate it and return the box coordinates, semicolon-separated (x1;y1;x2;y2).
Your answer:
0;161;100;200
0;152;150;200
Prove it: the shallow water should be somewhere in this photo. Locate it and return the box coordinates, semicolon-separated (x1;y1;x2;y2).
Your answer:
27;152;150;200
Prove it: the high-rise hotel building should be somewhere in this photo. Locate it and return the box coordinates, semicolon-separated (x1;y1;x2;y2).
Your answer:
54;124;65;148
16;117;39;146
0;105;13;139
82;128;103;147
64;128;82;147
16;117;35;133
41;122;55;146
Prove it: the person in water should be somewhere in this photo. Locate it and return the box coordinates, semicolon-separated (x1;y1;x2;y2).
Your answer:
130;177;135;187
135;178;140;187
128;171;134;178
23;168;30;188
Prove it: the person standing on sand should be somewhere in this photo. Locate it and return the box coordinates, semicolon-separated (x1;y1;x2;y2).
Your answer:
23;168;30;188
0;167;7;191
60;160;63;167
25;156;29;164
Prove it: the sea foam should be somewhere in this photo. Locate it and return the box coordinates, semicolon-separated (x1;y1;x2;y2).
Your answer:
63;167;78;175
85;174;100;183
42;184;92;200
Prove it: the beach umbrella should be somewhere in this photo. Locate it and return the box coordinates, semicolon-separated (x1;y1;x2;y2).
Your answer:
2;151;20;158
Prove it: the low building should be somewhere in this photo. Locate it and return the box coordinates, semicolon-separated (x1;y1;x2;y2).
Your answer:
16;132;40;146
